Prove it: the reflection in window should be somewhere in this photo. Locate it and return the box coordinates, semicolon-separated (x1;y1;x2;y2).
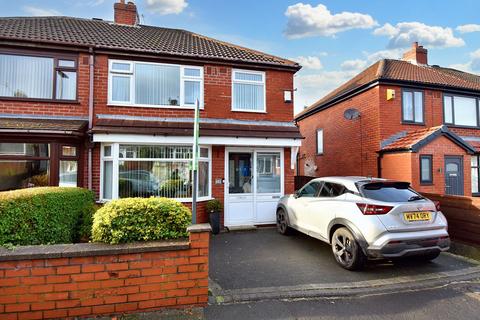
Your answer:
56;71;77;100
257;153;281;193
0;160;49;191
59;160;77;187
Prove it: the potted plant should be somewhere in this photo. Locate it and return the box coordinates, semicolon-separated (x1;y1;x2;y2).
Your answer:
206;199;222;234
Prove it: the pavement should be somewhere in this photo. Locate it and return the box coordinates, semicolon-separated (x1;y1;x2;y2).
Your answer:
209;228;480;303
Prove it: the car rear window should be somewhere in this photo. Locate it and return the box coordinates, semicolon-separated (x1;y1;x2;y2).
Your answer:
358;181;420;203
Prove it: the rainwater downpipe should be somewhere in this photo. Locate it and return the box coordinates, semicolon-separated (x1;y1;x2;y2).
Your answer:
87;47;95;190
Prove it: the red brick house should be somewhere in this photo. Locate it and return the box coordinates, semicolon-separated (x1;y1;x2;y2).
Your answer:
296;42;480;197
0;1;302;226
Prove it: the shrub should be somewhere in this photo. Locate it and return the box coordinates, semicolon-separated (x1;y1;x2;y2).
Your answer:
206;199;223;213
0;187;95;246
92;197;191;244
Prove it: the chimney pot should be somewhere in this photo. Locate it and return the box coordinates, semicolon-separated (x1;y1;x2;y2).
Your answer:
402;42;428;65
114;0;138;26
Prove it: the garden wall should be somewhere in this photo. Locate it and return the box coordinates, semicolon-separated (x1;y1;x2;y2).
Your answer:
423;193;480;245
0;224;210;319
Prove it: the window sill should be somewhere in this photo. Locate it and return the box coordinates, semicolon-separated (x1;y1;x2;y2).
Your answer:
0;96;80;104
107;103;204;110
231;108;267;114
99;196;214;203
420;182;433;186
401;121;425;126
444;124;480;130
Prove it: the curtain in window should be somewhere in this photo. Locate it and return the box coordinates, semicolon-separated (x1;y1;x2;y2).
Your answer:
112;76;130;102
56;71;77;100
233;83;264;111
402;91;413;121
0;54;53;99
135;63;180;106
103;161;113;199
184;80;200;105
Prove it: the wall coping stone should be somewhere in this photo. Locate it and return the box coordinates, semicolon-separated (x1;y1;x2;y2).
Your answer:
187;223;212;233
0;239;190;262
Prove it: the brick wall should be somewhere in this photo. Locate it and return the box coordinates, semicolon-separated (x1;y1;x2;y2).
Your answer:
381;152;413;182
0;225;210;320
297;86;381;178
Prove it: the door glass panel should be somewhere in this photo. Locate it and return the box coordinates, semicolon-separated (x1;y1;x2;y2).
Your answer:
256;153;281;193
228;153;252;194
446;163;459;172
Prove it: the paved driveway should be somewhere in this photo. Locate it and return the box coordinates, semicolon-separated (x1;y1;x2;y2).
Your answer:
209;228;476;290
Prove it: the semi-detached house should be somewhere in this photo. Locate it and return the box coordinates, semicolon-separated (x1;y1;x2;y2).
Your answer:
0;1;303;226
296;43;480;197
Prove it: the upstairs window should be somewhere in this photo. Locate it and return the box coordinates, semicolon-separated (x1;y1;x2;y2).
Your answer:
444;95;478;127
402;89;424;124
0;53;77;101
232;69;265;112
108;60;203;108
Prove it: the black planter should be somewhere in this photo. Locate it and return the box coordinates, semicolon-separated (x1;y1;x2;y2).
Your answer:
209;211;220;235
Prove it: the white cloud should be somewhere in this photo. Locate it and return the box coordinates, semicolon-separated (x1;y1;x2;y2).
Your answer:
284;3;377;39
453;49;480;73
340;59;367;71
365;48;404;62
145;0;188;15
373;22;465;49
456;24;480;34
291;56;323;70
23;6;61;16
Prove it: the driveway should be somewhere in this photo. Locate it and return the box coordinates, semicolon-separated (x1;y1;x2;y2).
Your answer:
209;228;476;291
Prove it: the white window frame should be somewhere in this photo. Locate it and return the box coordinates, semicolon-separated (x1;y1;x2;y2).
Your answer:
100;143;212;202
108;59;204;109
316;129;324;155
231;69;266;113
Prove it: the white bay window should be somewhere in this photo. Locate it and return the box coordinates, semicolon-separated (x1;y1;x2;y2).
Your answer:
232;69;266;112
101;144;211;201
108;60;203;108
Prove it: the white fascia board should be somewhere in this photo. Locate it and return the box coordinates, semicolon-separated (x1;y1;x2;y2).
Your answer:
93;134;302;147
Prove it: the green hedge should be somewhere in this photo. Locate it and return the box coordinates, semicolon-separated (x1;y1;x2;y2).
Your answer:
92;197;191;244
0;187;95;246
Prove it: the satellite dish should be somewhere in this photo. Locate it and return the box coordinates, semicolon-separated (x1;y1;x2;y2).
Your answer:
344;108;361;120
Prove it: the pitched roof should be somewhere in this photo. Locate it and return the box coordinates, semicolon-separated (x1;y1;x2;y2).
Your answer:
0;16;300;70
92;118;303;139
380;125;475;154
296;59;480;120
0;118;87;136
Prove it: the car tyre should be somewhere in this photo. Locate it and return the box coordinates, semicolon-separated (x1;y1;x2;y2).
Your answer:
331;227;366;271
276;208;292;235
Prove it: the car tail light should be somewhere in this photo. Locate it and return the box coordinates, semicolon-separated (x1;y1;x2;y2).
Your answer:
356;203;393;215
434;201;441;211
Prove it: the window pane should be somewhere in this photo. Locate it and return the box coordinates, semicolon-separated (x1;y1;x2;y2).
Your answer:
300;181;321;197
233;83;264;110
317;130;323;154
59;160;77;187
184;68;201;77
184;80;200;105
58;60;75;68
453;96;477;126
235;72;263;82
200;147;209;158
229;153;252;194
112;62;131;72
103;145;112;157
198;161;209;197
0;143;49;157
56;71;77;100
402;91;413;121
472;167;479;194
414;91;423;123
135;63;180;106
119;145;192;159
0;160;49;191
0;54;53;99
444;96;453;123
421;157;431;181
62;146;77;157
103;161;113;199
257;153;281;193
472;156;478;168
112;76;130;102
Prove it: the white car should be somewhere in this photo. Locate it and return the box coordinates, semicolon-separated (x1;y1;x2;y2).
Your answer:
276;177;450;270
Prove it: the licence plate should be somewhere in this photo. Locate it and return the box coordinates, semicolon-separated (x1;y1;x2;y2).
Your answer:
404;211;431;222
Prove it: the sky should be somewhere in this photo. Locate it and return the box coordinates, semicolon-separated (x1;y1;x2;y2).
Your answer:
3;0;480;114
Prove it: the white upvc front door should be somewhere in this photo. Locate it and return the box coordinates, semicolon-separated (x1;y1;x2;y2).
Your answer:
224;147;284;227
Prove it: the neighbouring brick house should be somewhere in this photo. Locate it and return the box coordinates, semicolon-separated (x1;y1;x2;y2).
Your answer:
0;0;302;226
296;42;480;197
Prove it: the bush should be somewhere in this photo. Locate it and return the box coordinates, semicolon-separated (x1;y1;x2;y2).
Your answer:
0;187;95;246
92;197;191;244
206;199;223;213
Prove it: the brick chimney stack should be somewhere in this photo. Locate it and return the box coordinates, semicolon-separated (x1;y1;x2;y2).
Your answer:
402;42;428;65
114;0;138;26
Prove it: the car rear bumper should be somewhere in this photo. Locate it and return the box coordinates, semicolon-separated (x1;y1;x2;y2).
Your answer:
366;230;450;258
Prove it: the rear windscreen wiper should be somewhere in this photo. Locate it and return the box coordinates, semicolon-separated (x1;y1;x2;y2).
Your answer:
408;195;425;202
